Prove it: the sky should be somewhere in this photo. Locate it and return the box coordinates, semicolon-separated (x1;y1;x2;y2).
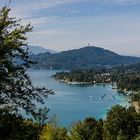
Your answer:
0;0;140;56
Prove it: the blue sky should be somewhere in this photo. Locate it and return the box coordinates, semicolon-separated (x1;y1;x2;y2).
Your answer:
0;0;140;56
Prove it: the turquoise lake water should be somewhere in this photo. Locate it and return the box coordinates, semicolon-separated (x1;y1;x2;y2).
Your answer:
28;70;130;127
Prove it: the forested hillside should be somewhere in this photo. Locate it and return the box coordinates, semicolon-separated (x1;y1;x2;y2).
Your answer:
30;46;140;69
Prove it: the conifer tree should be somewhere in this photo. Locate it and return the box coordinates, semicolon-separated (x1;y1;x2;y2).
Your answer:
0;7;53;114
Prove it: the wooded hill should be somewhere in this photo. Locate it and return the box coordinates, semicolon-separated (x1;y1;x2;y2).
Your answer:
30;46;140;69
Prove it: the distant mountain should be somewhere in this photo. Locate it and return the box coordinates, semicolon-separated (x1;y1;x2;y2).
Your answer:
30;46;140;69
23;46;57;55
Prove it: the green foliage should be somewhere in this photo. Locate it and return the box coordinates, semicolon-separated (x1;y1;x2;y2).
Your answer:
1;105;140;140
54;64;140;92
40;124;69;140
70;117;103;140
0;7;53;114
134;136;140;140
0;108;41;140
1;5;140;140
54;69;111;84
104;105;139;140
117;131;128;140
117;76;140;91
132;92;140;102
33;107;50;125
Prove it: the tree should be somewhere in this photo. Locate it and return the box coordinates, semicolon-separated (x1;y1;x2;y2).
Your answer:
0;107;41;140
70;117;103;140
40;118;69;140
0;7;53;114
104;105;138;140
33;107;50;125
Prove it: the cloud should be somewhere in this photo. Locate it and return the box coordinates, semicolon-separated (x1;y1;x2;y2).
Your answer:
2;0;139;56
29;0;82;10
19;16;58;28
32;29;67;36
7;0;140;19
9;0;83;18
104;0;140;4
71;10;81;13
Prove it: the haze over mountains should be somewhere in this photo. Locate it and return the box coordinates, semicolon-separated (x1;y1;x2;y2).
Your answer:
30;46;140;70
23;46;57;55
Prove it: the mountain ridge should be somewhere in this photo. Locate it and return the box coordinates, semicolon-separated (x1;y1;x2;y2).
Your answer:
30;46;140;69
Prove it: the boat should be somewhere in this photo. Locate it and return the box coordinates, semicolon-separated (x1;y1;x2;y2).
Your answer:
99;94;106;100
89;96;93;99
126;91;133;96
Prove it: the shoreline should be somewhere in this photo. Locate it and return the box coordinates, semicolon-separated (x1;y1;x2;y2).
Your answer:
58;79;112;85
58;79;137;95
58;80;93;85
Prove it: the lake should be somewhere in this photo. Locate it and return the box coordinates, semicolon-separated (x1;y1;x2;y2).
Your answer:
28;69;130;127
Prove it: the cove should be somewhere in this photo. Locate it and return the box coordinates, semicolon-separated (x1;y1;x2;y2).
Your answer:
28;69;130;126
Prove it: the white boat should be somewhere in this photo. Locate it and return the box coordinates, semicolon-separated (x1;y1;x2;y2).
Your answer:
89;96;93;98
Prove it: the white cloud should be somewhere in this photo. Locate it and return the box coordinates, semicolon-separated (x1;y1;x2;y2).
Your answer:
32;29;67;36
104;0;140;4
9;0;83;18
19;16;58;28
1;0;139;56
71;10;81;13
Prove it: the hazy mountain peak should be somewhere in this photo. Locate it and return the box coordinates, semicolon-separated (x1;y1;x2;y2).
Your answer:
23;46;57;55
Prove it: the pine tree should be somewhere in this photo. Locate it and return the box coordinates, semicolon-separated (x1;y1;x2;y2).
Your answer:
0;7;53;114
